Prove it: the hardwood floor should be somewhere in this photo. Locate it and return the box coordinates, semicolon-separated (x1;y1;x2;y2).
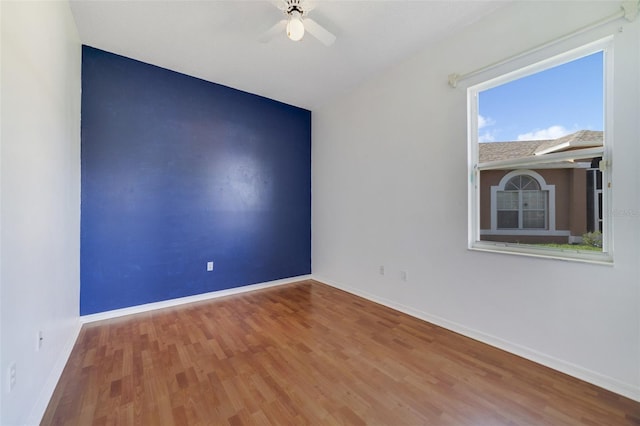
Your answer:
43;280;640;425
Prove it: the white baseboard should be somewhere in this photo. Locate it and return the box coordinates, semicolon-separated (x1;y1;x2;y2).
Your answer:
80;275;312;323
313;274;640;402
27;319;83;426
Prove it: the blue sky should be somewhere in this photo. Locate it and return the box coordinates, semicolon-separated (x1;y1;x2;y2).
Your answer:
478;51;603;142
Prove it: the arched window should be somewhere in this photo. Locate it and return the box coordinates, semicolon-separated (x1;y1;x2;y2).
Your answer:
490;170;555;232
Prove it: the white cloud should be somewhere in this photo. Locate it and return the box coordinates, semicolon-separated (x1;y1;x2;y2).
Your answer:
478;131;496;143
517;125;573;141
478;115;497;142
478;114;494;130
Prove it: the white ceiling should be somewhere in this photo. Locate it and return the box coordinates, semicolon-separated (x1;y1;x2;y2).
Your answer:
70;0;510;110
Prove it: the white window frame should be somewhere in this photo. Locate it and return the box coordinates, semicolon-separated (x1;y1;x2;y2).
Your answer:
468;38;613;264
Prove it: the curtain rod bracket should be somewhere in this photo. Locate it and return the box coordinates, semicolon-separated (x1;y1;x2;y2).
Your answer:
448;73;460;88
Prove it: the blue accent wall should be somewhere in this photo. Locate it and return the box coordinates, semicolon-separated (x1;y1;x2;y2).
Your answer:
80;46;311;315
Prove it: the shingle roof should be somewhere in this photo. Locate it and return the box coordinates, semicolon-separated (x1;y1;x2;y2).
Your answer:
479;130;603;163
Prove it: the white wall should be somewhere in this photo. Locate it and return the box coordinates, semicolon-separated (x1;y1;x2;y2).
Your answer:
1;1;81;424
313;1;640;401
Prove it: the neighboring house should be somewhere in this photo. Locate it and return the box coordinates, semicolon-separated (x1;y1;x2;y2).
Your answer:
479;130;603;245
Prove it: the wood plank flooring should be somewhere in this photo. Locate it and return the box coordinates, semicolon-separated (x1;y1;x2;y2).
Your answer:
42;280;640;425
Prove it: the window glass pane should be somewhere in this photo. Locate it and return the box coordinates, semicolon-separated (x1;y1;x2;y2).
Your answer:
497;191;518;209
522;191;546;210
504;178;520;190
521;176;539;190
475;49;605;254
523;211;546;229
597;192;603;231
498;211;519;229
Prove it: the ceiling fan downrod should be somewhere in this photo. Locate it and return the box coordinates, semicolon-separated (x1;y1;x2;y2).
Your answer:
285;0;304;16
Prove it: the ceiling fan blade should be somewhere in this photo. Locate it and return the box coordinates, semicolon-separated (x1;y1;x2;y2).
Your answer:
259;20;287;43
303;18;336;46
302;0;317;13
268;0;286;11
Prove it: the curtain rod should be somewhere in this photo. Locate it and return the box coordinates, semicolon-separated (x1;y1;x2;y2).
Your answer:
448;1;639;88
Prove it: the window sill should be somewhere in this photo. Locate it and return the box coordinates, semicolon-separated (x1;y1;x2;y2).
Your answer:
469;241;613;265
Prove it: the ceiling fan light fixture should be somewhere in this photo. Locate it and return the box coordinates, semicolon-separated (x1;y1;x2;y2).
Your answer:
286;12;304;41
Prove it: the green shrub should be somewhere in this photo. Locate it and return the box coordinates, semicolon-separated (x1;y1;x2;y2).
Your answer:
582;231;603;248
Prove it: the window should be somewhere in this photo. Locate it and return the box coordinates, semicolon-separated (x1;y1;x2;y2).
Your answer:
468;38;612;263
495;171;550;230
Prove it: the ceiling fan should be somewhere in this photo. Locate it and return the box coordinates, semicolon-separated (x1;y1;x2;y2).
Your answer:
260;0;336;46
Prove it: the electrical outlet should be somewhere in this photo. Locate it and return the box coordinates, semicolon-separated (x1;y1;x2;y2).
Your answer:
37;330;44;351
207;261;214;271
400;270;408;282
8;363;16;392
379;265;385;276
